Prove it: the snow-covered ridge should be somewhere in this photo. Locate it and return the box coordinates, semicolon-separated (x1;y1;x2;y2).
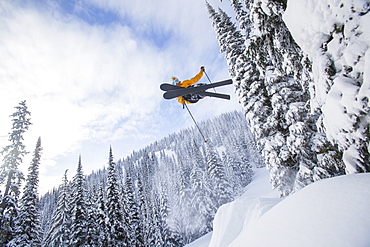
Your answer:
205;171;370;247
209;168;280;247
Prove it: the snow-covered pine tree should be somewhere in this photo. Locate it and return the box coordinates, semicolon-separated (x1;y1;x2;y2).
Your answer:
95;182;109;247
37;111;265;244
206;2;270;150
135;151;159;246
223;141;252;193
122;167;141;247
245;0;348;192
70;156;88;246
233;132;253;187
0;100;32;245
208;1;344;195
189;161;216;237
106;147;127;246
303;1;370;174
206;1;275;190
85;185;99;246
135;174;148;246
155;180;184;247
171;157;193;244
39;189;58;241
222;151;242;195
239;0;303;193
206;3;246;78
43;170;72;246
230;0;252;36
205;141;233;208
148;190;164;247
10;137;42;247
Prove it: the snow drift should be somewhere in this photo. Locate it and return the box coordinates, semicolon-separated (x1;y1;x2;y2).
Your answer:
208;168;280;247
208;173;370;247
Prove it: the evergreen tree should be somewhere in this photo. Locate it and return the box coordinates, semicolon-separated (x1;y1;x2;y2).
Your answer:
205;142;232;207
38;111;259;245
307;1;370;174
70;156;88;246
122;167;141;247
206;3;246;78
39;188;58;241
85;186;99;247
135;174;148;246
189;161;216;237
242;0;312;195
156;181;184;247
106;147;127;246
43;170;72;246
95;182;109;247
148;191;164;247
207;1;343;195
230;0;252;35
206;1;270;148
0;100;32;245
10;137;42;246
245;0;347;193
164;226;184;247
232;132;253;187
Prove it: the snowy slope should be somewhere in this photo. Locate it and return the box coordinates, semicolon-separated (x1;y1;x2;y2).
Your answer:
229;173;370;247
199;171;370;247
209;168;280;247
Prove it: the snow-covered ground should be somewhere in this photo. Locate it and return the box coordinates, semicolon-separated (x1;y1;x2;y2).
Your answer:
187;168;370;247
229;173;370;247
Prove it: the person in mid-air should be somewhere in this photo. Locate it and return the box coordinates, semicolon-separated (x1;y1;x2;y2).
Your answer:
172;66;205;104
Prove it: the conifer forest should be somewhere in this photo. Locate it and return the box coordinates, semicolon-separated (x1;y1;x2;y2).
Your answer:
1;0;369;246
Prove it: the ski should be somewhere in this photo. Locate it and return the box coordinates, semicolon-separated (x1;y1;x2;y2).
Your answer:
160;83;190;91
161;79;232;99
160;79;232;92
198;91;230;100
161;83;230;99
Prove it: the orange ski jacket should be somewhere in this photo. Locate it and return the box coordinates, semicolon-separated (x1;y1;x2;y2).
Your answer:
176;69;204;105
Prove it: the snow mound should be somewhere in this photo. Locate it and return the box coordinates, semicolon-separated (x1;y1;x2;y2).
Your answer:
229;173;370;247
209;168;280;247
210;197;281;247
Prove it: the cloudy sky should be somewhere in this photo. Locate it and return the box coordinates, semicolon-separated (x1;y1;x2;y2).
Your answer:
0;0;241;194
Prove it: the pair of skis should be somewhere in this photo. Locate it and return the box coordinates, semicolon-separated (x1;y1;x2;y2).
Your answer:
160;79;232;100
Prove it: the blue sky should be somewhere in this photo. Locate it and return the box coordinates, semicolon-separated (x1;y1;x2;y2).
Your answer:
0;0;241;193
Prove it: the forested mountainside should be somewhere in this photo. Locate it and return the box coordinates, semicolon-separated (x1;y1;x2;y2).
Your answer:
39;111;261;246
207;0;369;196
1;1;368;246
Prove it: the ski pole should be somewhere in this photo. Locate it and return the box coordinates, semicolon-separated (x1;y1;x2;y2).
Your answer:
184;104;207;143
204;70;212;84
204;70;216;93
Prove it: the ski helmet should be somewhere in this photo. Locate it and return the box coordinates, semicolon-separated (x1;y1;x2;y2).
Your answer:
172;77;179;85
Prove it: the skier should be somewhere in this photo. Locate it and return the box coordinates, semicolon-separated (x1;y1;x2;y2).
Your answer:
171;66;206;104
161;69;232;101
